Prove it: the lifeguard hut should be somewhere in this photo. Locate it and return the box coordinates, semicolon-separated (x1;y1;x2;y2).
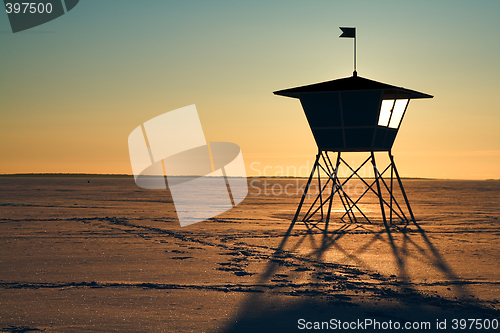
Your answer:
274;27;432;232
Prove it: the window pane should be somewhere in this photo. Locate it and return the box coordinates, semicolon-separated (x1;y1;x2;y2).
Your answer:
388;99;409;128
378;100;394;126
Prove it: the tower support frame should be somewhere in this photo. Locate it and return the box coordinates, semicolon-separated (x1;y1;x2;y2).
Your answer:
291;150;416;233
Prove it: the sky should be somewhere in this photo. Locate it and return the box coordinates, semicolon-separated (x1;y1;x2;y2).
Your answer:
1;0;499;179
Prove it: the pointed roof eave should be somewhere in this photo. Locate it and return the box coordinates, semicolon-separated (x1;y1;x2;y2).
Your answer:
273;75;433;99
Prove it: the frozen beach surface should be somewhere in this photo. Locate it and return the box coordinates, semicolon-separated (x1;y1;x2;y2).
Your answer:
1;177;499;332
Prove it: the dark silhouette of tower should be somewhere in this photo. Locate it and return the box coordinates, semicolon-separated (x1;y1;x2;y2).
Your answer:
274;72;432;232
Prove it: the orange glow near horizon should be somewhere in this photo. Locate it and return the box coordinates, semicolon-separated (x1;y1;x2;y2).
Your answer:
0;1;499;180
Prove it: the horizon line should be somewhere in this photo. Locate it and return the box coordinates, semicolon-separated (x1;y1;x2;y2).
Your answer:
0;173;498;181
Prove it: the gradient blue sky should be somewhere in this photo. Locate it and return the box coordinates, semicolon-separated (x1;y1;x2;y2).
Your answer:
1;0;499;179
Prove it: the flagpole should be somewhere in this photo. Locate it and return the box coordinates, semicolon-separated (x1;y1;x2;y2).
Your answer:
339;27;357;77
354;34;356;76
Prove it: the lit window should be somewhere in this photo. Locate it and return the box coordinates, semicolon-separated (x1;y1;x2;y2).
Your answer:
378;100;394;126
378;99;409;129
388;99;409;128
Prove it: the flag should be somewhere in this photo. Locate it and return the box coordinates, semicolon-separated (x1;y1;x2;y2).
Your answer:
339;27;355;38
